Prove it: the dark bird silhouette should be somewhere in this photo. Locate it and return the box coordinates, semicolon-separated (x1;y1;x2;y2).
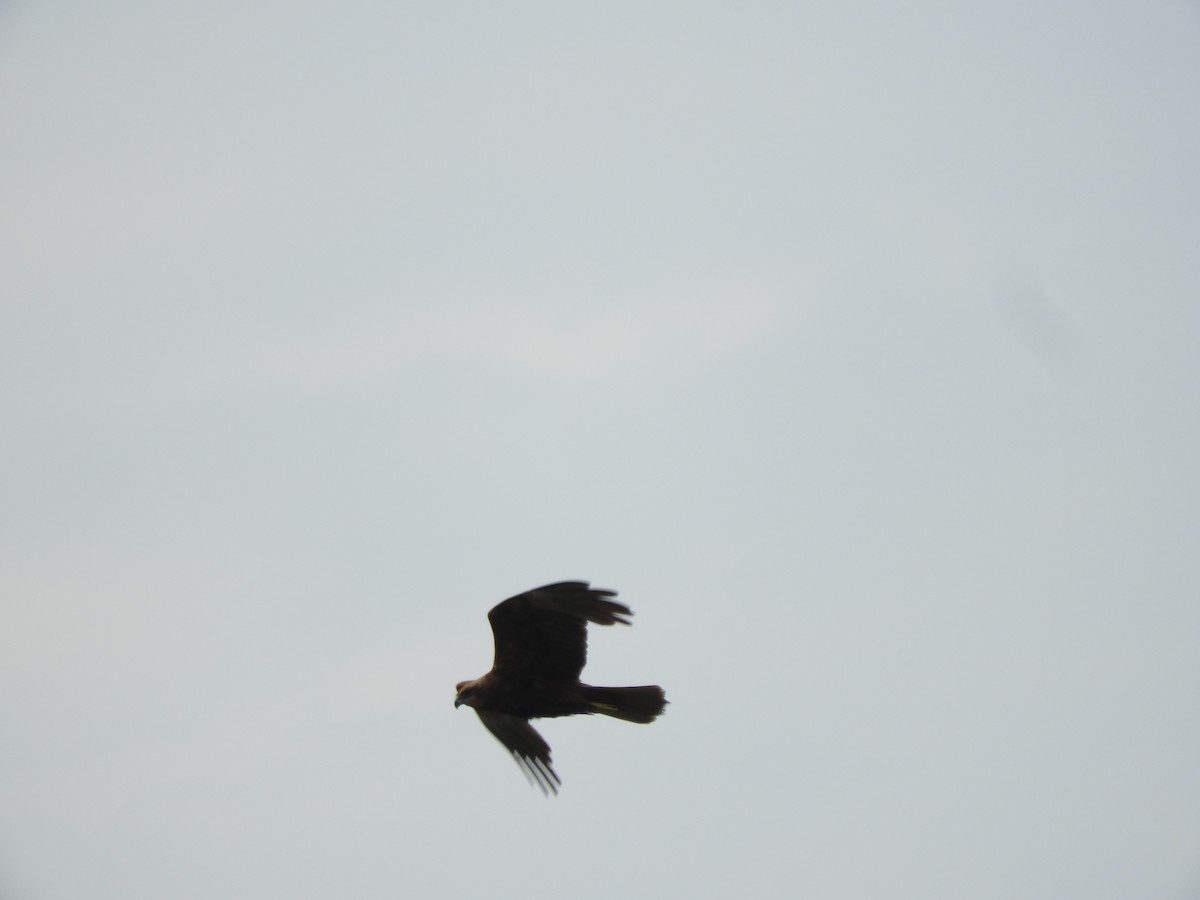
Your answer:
454;581;667;794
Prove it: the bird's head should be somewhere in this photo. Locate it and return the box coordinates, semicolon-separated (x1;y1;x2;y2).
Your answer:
454;679;480;709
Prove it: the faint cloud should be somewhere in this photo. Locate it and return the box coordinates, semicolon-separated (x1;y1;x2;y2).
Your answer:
993;264;1086;373
184;279;798;396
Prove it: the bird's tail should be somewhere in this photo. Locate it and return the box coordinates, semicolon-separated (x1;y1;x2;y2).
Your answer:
583;685;668;723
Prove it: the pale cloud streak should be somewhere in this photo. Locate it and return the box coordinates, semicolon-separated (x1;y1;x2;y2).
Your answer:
181;280;801;396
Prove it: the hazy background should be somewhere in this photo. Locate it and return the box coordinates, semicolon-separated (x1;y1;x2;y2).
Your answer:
2;2;1198;898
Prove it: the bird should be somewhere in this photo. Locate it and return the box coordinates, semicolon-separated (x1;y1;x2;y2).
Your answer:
454;581;667;795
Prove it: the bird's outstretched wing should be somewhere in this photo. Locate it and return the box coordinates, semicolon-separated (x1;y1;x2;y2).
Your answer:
487;581;631;683
475;709;561;795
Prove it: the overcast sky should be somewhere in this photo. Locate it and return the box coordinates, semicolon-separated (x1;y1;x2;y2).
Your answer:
2;2;1199;898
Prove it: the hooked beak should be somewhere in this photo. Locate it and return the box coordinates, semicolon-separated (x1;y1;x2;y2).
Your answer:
454;696;464;708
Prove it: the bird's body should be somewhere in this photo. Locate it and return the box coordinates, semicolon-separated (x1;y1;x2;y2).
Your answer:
455;581;667;794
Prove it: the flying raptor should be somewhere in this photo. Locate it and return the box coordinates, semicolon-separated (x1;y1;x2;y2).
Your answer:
454;581;667;794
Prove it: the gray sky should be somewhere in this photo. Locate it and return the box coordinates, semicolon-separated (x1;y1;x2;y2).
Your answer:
2;2;1199;898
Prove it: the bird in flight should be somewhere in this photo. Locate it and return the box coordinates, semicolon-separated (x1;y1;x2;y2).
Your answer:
454;581;667;795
